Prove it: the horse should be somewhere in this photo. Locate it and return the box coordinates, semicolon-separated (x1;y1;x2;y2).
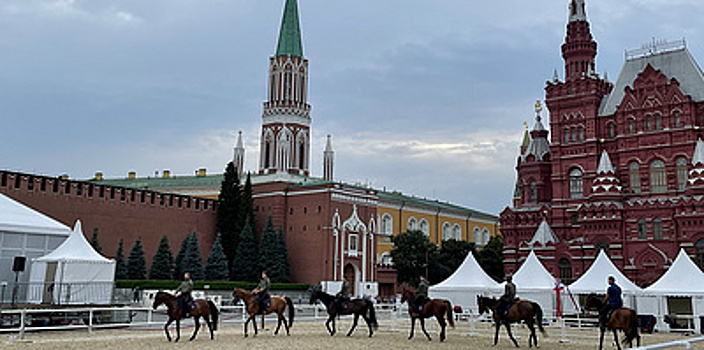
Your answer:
584;294;640;350
477;295;546;348
151;291;219;342
400;287;455;341
232;288;295;337
308;285;378;337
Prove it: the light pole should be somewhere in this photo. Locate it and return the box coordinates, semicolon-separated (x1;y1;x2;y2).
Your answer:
1;281;6;305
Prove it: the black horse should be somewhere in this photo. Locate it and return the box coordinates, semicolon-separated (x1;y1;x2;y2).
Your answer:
309;285;378;337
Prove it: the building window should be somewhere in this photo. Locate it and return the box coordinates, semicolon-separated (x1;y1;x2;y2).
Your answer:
571;128;576;142
677;157;687;191
674;111;681;127
572;213;579;226
381;214;393;236
647;116;652;131
473;227;482;245
408;217;418;232
650;160;667;193
696;239;704;270
630;162;641;193
558;258;573;284
380;252;392;265
564;128;570;143
349;234;358;254
579;127;584;141
628;117;635;134
442;222;451;241
569;168;583;199
638;218;647;239
452;224;461;240
655;115;661;130
530;181;537;203
482;228;491;245
419;219;429;237
654;218;663;240
608;123;615;138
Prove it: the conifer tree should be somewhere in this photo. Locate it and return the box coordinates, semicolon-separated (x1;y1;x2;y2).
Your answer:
205;234;229;281
126;237;147;280
115;239;128;280
174;233;191;280
90;227;102;254
149;235;174;280
275;228;292;283
240;173;256;236
232;219;259;282
181;232;205;280
217;162;242;280
258;217;278;280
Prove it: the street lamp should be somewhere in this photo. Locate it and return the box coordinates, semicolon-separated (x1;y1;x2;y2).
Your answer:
0;281;6;305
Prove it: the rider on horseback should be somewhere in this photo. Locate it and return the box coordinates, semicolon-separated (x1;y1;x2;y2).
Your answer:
253;270;271;314
413;276;430;314
496;274;516;320
601;276;622;326
334;276;350;314
175;272;194;319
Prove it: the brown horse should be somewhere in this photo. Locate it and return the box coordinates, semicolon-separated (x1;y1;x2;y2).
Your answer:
232;288;295;337
584;294;640;350
477;295;546;348
152;291;219;342
400;287;455;341
309;286;378;337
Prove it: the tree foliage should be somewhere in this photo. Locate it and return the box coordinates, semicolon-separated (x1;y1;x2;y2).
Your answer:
181;232;205;280
126;237;147;280
115;239;128;280
240;173;256;236
90;227;102;254
476;235;504;282
206;234;229;281
258;217;278;279
217;162;242;280
435;239;474;283
390;230;439;285
149;235;174;280
232;219;259;282
275;228;292;283
173;233;190;280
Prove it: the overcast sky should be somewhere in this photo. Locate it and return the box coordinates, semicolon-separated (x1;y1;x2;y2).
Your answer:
2;0;704;215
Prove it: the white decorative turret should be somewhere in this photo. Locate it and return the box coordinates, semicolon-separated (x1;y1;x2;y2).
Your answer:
323;135;334;181
591;150;621;195
528;220;558;248
234;131;245;178
569;0;587;22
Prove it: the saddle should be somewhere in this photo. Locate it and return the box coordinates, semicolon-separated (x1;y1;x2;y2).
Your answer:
258;297;271;314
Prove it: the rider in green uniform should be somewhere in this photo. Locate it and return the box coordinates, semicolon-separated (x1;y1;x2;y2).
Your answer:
334;277;351;314
496;274;516;320
413;276;430;314
175;272;194;318
253;271;271;314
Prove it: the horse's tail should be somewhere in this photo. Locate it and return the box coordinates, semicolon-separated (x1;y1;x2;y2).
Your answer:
285;296;295;328
532;302;546;334
365;300;378;330
444;300;455;328
207;299;219;331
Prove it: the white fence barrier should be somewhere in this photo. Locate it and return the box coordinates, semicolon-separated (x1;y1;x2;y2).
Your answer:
632;336;704;350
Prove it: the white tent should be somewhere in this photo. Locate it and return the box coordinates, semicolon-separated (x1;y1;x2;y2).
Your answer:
0;194;70;301
568;250;642;313
640;249;704;333
429;251;501;313
503;250;561;316
28;220;116;304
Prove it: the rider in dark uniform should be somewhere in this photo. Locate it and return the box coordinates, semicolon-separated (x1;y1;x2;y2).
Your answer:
413;276;430;314
175;272;194;319
334;277;351;314
496;275;516;320
601;276;623;326
253;271;271;314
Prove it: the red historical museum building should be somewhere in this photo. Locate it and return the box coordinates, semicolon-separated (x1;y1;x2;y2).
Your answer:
500;0;704;286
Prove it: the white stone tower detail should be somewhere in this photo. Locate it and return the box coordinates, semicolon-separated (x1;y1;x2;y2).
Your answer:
234;131;245;178
324;134;334;181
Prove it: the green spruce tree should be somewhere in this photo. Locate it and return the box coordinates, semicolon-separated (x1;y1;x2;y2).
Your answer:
477;235;504;282
90;227;102;254
174;233;191;280
126;237;147;280
232;219;259;282
181;232;205;280
258;217;279;280
205;234;229;281
217;162;242;280
240;173;256;237
275;228;292;283
149;235;174;280
114;239;128;280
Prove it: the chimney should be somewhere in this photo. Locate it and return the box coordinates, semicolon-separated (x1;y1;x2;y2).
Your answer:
128;171;136;179
163;170;171;178
197;168;207;177
94;172;103;181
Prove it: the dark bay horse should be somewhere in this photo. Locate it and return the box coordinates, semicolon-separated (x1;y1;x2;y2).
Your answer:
309;286;378;337
584;294;640;350
400;287;455;341
232;288;294;337
477;295;545;348
152;291;219;342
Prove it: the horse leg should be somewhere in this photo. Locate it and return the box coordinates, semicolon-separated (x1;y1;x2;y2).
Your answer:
274;312;283;335
175;319;181;342
409;316;416;340
598;326;605;350
252;313;259;337
494;321;501;346
164;318;173;342
325;316;334;336
612;329;621;350
420;317;432;341
204;313;214;340
438;317;447;342
244;315;252;338
347;314;359;337
361;313;373;338
526;321;536;348
190;316;200;341
505;322;519;348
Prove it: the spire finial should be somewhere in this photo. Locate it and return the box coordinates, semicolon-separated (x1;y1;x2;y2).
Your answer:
535;100;543;122
276;0;304;57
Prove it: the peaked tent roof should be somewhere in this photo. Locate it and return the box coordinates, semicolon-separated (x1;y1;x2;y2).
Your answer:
528;221;558;247
431;251;501;290
569;250;642;294
0;193;70;235
35;220;113;263
645;249;704;295
276;0;304;57
511;250;557;290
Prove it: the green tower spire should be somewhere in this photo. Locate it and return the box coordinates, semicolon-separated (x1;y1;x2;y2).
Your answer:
276;0;304;57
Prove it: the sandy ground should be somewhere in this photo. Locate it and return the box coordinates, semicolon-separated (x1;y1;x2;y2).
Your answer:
4;318;703;350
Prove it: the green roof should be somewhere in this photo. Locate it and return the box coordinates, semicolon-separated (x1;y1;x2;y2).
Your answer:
90;174;224;190
521;126;531;149
276;0;304;57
